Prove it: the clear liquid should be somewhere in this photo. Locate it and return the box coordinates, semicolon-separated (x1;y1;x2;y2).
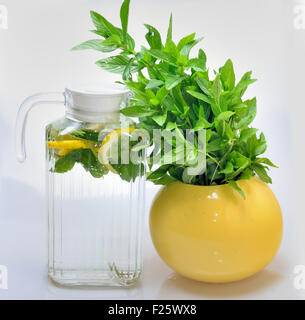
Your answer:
47;164;145;287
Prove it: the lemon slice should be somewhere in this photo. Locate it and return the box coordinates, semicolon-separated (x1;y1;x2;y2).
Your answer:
47;140;99;156
58;149;73;157
47;140;90;150
98;127;135;174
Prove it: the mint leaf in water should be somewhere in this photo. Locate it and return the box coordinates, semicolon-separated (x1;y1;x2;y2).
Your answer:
70;129;101;143
54;149;108;178
55;150;80;173
112;163;145;182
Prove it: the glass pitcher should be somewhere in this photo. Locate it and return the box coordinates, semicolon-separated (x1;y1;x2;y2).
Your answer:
15;84;146;287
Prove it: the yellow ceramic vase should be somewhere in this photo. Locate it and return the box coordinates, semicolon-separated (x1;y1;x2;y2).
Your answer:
150;177;283;283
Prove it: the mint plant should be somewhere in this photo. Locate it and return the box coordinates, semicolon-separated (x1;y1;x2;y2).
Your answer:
72;0;277;197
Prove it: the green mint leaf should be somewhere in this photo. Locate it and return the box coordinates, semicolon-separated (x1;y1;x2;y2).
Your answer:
198;49;207;66
165;40;179;58
148;49;177;66
239;167;253;180
70;129;100;143
71;39;118;53
168;166;184;181
180;38;203;58
90;29;108;38
219;161;234;174
90;11;119;37
195;77;213;98
231;103;248;115
152;112;167;126
246;134;258;158
55;151;78;173
255;157;278;168
220;59;235;91
232;71;257;97
80;149;108;178
229;181;246;199
96;55;140;74
171;86;188;114
152;174;177;185
166;13;173;44
216;111;235;121
145;79;164;90
230;151;250;168
147;165;170;180
121;106;157;117
239;128;258;142
126;33;136;51
247;133;267;158
187;90;213;105
182;168;196;184
101;34;121;46
194;118;212;130
55;149;108;178
187;58;206;71
120;0;130;41
226;151;251;179
166;122;177;130
125;81;147;101
177;33;196;52
156;86;169;103
165;75;187;90
225;123;235;139
144;24;162;49
123;57;136;80
252;163;272;183
163;96;180;116
194;106;212;130
115;29;136;51
235;98;257;129
253;132;267;156
212;74;222;102
206;138;223;152
112;163;145;182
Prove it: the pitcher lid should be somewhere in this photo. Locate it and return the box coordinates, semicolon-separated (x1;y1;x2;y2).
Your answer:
65;83;130;122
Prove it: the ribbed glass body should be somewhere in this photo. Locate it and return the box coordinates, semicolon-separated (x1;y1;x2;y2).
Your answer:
46;117;145;287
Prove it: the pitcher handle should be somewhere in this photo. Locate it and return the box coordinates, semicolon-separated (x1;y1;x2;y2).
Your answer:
15;92;65;163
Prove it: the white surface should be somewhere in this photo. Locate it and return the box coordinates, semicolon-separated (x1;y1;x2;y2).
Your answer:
1;0;305;299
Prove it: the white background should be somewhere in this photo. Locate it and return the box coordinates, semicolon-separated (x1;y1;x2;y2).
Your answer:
0;0;304;299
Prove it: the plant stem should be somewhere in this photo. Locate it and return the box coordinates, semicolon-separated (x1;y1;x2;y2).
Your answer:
207;153;220;166
210;144;233;185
